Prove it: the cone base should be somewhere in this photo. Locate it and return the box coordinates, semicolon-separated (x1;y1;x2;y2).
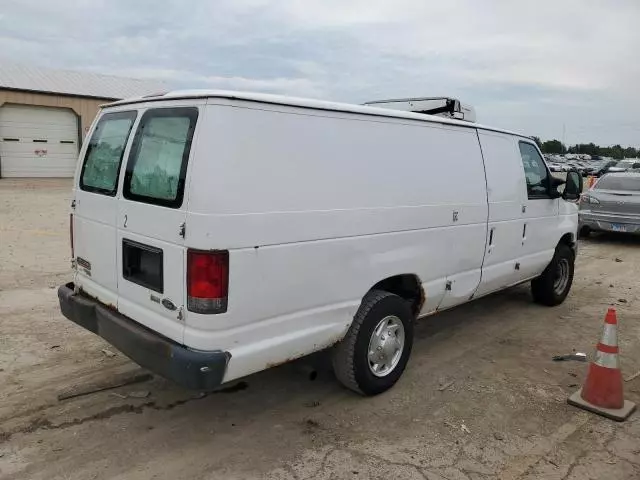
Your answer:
568;389;636;422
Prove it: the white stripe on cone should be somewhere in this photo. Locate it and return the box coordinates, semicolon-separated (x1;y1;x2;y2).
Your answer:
600;323;618;347
594;350;619;369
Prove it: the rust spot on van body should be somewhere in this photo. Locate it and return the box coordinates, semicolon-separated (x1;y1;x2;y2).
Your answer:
264;332;345;370
77;286;117;311
417;285;426;315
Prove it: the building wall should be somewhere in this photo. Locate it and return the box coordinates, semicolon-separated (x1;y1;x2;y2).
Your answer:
0;89;112;141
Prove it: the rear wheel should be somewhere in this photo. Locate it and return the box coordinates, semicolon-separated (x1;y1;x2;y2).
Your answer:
531;243;575;306
332;290;414;395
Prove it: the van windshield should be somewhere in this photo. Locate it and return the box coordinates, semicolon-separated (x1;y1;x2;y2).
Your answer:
80;111;137;195
123;107;198;208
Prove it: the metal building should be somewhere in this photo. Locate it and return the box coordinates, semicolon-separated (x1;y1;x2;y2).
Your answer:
0;63;164;177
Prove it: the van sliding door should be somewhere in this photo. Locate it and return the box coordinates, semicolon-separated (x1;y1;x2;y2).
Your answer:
474;131;527;297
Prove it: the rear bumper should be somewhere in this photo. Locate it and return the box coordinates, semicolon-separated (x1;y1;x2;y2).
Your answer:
58;283;230;391
579;211;640;234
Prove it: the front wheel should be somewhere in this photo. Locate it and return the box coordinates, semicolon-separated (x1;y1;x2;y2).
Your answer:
579;226;591;238
332;290;414;396
531;243;575;306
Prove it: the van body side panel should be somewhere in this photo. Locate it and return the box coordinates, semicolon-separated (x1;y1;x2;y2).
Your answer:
475;131;527;297
184;101;487;380
435;129;488;309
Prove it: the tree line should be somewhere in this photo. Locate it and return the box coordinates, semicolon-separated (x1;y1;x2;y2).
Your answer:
531;137;639;159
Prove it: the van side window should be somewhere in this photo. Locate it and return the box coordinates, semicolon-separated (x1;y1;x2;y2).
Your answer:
123;107;198;208
80;111;137;195
518;141;550;199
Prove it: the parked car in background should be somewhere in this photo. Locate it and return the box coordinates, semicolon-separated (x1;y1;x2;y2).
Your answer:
607;162;629;173
566;161;589;176
578;162;596;176
579;172;640;236
547;162;564;172
593;160;620;177
617;159;640;171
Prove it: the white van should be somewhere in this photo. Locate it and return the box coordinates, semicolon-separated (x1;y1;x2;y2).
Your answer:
58;91;583;395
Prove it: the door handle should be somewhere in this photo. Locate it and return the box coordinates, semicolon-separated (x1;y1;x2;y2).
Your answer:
123;214;128;229
522;223;527;244
488;227;495;254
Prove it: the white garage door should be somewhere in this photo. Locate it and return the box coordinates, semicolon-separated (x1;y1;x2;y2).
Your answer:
0;104;79;177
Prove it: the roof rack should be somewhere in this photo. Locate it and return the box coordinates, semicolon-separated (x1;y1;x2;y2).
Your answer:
364;97;476;122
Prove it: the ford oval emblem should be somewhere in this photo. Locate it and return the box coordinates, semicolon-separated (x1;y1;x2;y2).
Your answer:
161;298;177;311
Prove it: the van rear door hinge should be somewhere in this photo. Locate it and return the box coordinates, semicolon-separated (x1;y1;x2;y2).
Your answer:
179;222;186;239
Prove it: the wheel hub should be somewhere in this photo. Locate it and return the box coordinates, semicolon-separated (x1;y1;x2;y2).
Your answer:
553;258;570;295
368;315;405;377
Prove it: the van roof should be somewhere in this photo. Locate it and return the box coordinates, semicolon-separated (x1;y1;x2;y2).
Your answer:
105;89;527;139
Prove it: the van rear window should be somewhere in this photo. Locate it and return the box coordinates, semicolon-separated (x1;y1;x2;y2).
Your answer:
80;111;137;195
123;107;198;208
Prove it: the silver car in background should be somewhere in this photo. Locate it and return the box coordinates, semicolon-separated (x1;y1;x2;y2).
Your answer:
579;172;640;236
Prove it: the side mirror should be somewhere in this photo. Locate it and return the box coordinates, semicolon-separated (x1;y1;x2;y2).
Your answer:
549;176;564;199
563;170;583;201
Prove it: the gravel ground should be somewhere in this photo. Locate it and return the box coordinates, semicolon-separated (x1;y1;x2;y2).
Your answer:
1;178;639;480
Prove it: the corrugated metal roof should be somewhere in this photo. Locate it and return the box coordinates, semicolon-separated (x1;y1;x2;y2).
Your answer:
0;61;167;100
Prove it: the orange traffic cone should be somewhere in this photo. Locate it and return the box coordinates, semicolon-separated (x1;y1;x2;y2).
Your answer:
568;308;636;421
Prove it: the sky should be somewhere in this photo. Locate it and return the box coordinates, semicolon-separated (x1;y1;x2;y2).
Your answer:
1;0;639;146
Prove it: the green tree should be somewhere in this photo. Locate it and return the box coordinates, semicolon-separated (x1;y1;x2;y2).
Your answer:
573;143;598;156
539;138;639;159
609;145;624;159
541;139;566;154
623;147;638;158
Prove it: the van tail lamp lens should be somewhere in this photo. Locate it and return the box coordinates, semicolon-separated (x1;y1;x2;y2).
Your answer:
70;213;75;259
187;250;229;314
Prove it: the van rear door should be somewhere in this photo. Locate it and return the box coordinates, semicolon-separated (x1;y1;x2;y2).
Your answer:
116;105;201;344
74;110;137;306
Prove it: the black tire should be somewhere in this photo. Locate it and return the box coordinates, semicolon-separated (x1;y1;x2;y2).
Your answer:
579;226;591;238
531;243;575;306
332;290;414;396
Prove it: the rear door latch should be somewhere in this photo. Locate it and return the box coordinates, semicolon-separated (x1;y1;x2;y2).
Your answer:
179;222;186;239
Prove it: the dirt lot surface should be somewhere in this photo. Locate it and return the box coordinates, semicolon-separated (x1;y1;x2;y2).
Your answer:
1;178;640;480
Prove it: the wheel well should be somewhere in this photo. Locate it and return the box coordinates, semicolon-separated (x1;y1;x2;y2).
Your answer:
370;274;424;316
559;233;575;249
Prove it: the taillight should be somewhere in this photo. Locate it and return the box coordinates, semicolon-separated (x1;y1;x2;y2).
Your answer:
70;213;75;259
187;250;229;314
